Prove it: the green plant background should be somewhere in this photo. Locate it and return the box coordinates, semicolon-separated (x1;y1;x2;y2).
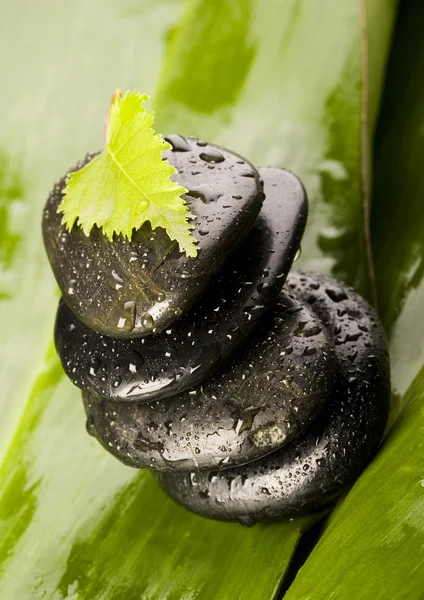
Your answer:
0;0;423;598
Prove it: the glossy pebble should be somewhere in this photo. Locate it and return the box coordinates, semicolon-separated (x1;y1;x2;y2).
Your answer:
43;136;263;338
83;288;335;471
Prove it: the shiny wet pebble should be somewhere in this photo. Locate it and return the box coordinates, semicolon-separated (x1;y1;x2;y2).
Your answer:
43;136;263;338
83;288;335;470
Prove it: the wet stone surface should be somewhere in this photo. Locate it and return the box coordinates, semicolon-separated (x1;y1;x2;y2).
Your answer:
43;136;263;338
158;271;390;523
55;167;307;402
83;288;335;471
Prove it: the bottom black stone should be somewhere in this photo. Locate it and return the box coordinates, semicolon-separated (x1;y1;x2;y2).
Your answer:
158;271;390;523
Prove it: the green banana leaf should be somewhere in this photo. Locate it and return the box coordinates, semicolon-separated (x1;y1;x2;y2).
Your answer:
285;3;424;598
3;0;422;597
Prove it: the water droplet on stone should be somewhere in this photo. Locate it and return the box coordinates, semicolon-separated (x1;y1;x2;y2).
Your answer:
141;313;154;331
165;134;191;152
325;287;348;302
68;279;76;295
88;357;101;377
187;184;222;203
199;149;225;163
112;376;122;388
293;321;323;337
241;369;251;380
120;300;136;332
111;270;124;289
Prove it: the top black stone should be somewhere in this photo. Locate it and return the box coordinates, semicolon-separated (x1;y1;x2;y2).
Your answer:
43;136;263;338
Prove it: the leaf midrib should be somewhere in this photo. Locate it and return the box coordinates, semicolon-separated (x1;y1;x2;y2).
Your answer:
106;145;150;208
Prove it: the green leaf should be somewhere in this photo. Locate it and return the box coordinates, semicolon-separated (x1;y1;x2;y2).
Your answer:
58;91;196;257
284;2;424;598
284;374;424;600
0;0;405;598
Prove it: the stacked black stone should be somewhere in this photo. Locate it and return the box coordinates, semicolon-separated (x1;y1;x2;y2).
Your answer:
43;135;390;524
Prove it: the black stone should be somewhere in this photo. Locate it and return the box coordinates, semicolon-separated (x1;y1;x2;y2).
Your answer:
83;288;335;471
43;136;263;338
158;271;390;523
55;167;308;402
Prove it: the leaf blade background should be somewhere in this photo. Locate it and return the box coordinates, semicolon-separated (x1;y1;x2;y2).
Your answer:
0;0;185;461
284;3;424;597
0;1;417;598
